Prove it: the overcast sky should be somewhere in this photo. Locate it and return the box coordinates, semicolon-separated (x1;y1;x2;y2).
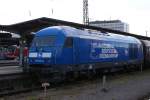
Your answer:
0;0;150;36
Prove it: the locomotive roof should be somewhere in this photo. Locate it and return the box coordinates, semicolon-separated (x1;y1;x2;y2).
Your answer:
36;26;141;44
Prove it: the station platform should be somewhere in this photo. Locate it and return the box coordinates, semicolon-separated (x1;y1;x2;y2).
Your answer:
0;66;22;75
0;60;19;66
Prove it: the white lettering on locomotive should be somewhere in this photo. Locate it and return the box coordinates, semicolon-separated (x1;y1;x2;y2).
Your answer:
91;43;118;59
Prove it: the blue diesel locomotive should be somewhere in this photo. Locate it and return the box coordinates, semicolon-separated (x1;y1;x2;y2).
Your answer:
28;26;143;76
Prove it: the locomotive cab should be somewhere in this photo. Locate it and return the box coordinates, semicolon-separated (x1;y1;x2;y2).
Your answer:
29;36;56;65
28;26;74;70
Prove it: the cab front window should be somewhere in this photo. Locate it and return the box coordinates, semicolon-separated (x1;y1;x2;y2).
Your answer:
32;36;56;47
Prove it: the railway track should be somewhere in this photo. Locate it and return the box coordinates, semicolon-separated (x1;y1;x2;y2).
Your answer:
0;86;40;97
0;65;144;97
0;61;40;97
0;72;41;97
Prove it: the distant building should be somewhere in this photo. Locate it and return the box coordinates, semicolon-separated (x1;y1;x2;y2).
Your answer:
89;20;129;32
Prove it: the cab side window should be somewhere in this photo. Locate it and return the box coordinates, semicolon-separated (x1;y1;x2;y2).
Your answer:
64;37;73;48
129;43;138;59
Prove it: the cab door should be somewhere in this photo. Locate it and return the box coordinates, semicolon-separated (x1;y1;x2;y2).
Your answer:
57;37;73;64
73;37;91;64
73;37;80;64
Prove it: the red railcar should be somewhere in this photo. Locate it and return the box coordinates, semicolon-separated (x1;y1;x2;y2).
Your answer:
5;46;28;60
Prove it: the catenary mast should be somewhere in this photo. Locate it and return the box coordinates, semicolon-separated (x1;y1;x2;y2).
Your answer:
83;0;89;25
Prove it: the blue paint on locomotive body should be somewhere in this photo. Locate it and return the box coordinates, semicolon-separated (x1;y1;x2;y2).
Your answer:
29;26;143;71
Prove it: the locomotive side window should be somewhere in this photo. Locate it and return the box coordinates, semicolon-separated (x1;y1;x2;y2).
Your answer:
129;43;138;59
64;37;73;48
147;47;150;57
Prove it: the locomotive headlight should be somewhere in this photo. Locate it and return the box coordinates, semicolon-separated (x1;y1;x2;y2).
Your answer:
29;52;38;58
42;52;52;58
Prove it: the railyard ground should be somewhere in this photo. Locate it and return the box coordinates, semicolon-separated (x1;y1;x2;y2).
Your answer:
2;68;150;100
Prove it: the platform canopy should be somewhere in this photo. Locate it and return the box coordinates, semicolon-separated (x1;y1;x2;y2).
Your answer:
0;38;19;46
0;17;149;40
0;32;19;46
0;32;12;38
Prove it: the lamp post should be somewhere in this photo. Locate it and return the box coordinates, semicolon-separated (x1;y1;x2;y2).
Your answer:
145;30;148;37
49;0;54;17
28;10;31;17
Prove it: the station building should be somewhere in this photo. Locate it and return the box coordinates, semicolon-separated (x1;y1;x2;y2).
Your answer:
89;20;129;32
